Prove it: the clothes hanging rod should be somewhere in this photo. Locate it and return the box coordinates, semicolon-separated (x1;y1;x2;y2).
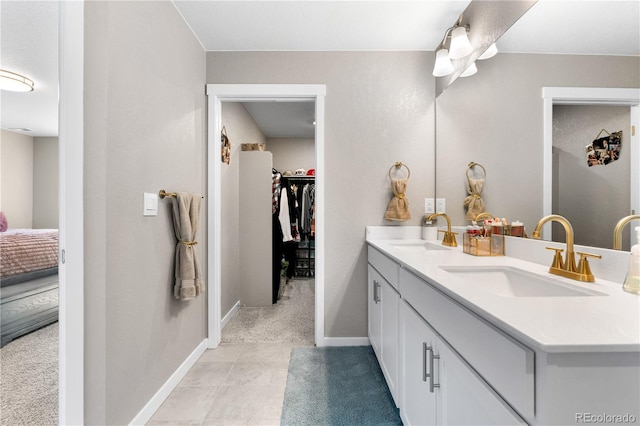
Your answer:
159;189;204;199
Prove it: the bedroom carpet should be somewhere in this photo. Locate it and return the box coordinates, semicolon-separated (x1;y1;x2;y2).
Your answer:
280;346;402;426
222;278;314;344
0;322;58;425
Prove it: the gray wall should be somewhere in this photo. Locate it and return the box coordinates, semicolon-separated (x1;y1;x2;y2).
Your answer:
0;129;33;228
207;51;436;338
83;2;206;424
436;53;640;233
33;137;59;228
267;137;315;173
553;105;630;249
220;103;267;315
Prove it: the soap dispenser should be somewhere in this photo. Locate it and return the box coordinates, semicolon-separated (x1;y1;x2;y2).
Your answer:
422;215;438;241
623;226;640;295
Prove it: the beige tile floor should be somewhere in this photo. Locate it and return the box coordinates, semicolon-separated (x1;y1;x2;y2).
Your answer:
146;342;311;426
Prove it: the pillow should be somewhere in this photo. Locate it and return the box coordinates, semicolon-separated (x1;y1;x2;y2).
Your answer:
0;211;7;232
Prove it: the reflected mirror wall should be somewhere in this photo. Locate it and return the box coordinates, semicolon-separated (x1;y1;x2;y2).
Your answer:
434;1;640;250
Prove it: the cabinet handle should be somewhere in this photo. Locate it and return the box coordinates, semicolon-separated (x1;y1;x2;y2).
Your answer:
373;280;381;303
422;342;429;382
428;347;441;393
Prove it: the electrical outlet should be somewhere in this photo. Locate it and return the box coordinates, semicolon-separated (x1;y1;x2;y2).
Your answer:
436;198;446;213
425;198;435;214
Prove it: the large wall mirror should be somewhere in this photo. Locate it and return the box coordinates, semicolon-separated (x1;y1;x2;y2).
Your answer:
435;0;640;250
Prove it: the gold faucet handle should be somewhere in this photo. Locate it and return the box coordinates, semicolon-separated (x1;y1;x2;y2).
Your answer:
576;252;602;280
545;247;565;269
438;230;458;247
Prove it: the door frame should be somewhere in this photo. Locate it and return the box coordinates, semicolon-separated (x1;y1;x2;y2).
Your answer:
542;87;640;242
58;1;84;424
206;84;326;347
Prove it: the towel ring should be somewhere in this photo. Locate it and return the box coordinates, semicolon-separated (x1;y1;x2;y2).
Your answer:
466;162;486;180
389;162;411;180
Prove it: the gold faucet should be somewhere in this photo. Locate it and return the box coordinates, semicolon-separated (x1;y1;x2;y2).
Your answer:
473;212;494;225
427;213;458;247
532;214;601;282
613;215;640;250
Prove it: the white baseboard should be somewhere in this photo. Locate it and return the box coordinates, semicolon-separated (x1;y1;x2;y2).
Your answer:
221;301;241;330
320;337;371;347
129;338;208;425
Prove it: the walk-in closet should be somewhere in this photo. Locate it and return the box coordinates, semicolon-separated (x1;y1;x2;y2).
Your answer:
219;101;316;344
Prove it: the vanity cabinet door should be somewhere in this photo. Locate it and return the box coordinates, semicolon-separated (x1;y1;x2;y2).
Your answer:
400;300;437;425
400;299;525;426
380;276;400;403
436;338;526;426
369;264;400;404
368;265;383;358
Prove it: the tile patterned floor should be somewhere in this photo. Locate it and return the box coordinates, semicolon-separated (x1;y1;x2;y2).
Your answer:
146;342;311;426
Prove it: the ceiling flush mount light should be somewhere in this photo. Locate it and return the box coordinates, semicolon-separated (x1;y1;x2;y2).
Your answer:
448;26;473;60
478;43;498;60
0;69;35;92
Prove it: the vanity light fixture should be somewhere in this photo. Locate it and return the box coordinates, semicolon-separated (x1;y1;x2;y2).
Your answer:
433;48;455;77
431;15;472;77
460;62;478;78
0;69;35;92
448;26;473;60
478;43;498;60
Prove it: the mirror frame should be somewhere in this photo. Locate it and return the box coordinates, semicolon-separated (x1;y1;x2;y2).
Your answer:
542;87;640;242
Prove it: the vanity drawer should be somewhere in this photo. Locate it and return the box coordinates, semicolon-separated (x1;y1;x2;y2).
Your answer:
400;268;535;420
368;246;399;291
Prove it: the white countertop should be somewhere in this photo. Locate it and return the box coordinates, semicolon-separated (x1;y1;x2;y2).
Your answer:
366;229;640;354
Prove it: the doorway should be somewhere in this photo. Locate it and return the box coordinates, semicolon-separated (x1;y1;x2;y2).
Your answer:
206;84;326;348
542;87;640;245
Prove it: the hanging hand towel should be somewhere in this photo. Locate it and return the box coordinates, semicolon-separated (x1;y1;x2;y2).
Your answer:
464;162;486;221
169;193;203;301
384;178;411;221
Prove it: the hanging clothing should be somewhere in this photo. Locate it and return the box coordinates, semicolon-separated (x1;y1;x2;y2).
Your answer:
272;212;284;303
279;187;294;242
272;168;281;214
300;183;315;237
384;178;411;221
168;193;203;301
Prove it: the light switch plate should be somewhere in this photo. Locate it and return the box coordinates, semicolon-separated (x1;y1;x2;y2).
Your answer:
143;192;158;216
425;198;435;214
436;198;446;213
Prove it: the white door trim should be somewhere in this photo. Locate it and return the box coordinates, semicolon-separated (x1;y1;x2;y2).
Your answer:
206;84;327;347
542;87;640;242
58;1;84;424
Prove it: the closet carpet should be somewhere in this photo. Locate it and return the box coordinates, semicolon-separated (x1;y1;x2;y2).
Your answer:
222;279;315;344
0;322;58;426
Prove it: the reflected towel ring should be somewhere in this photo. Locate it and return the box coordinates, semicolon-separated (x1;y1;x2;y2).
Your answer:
466;162;486;180
389;162;411;180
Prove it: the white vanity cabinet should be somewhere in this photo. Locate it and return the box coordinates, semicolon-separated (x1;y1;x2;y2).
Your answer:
400;300;525;425
368;246;400;405
367;233;640;426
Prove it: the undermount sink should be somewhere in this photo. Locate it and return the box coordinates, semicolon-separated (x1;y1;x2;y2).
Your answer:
388;241;449;251
439;265;607;298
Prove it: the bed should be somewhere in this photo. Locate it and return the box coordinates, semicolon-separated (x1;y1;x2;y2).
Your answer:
0;229;59;347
